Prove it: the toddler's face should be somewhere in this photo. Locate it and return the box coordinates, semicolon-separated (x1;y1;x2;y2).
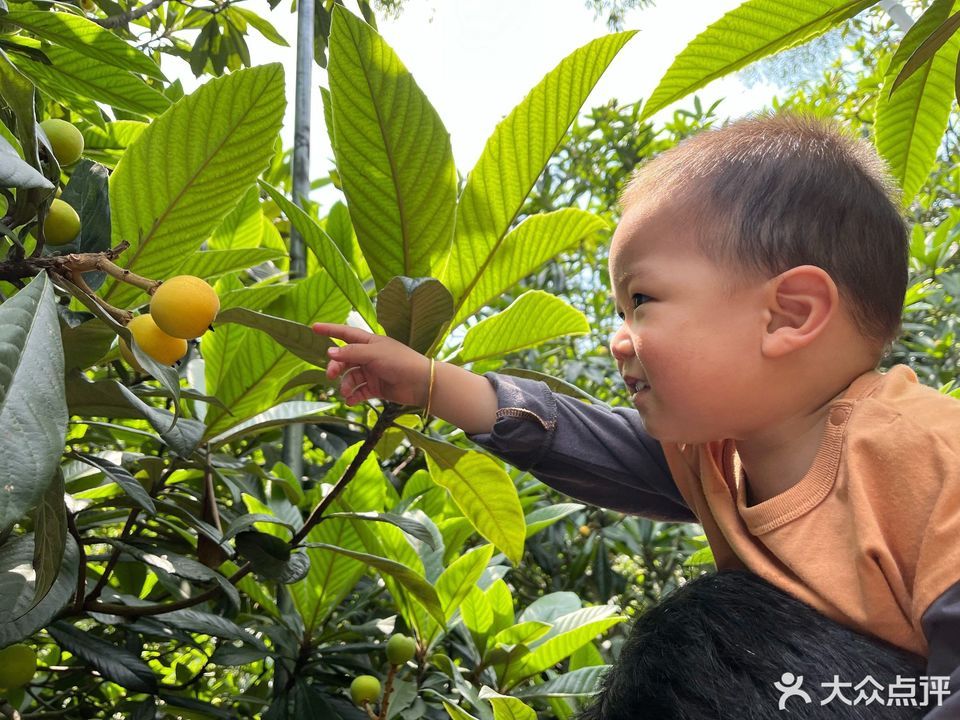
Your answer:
608;202;770;443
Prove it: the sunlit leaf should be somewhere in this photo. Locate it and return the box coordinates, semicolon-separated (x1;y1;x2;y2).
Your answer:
403;429;525;565
460;291;589;363
875;0;960;201
641;0;875;120
103;64;285;308
328;7;457;288
445;32;634;314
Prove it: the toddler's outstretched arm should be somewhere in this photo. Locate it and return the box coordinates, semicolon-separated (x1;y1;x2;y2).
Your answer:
312;323;498;435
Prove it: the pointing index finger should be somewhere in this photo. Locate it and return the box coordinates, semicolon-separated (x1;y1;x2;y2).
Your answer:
312;322;375;345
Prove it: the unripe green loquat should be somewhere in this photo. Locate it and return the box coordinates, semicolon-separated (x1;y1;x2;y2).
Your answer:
350;675;381;706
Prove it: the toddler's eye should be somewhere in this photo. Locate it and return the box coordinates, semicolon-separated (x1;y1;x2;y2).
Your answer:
632;293;652;308
616;309;625;321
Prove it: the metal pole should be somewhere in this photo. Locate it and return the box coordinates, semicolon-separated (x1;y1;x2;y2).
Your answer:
281;0;314;478
879;1;914;33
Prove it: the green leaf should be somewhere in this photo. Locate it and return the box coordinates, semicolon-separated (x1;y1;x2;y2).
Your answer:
73;453;156;515
478;689;537;720
436;544;494;621
81;120;147;167
307;542;446;625
328;7;458;288
512;666;608;698
322;511;437;550
104;540;237;608
461;586;494;652
174;248;285;281
0;133;52;188
486;580;516;636
0;49;43;179
443;702;482;720
10;40;170;116
684;545;716;567
875;0;960;201
261;181;380;331
0;274;68;529
0;533;78;646
525;503;585;538
203;272;351;438
377;277;453;354
48;621;159;693
4;10;165;80
460;291;589;363
162;609;267;649
230;6;289;46
208;400;339;447
889;5;960;94
30;469;66;611
60;318;114;371
59;160;111;259
493;621;551;648
452;209;607;326
214;307;333;366
445;32;633;312
518;592;580;624
289;443;385;633
508;607;626;684
403;429;525;565
113;383;203;457
102;64;285;309
207;184;263;250
235;530;309;583
640;0;876;120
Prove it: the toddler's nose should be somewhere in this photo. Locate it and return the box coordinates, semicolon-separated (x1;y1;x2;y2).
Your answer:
610;324;635;362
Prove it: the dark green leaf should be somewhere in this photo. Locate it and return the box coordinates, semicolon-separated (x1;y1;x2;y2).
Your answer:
235;530;300;582
0;274;68;529
376;277;453;355
48;620;159;693
30;468;66;610
0;533;79;646
0;132;53;188
162;608;267;649
60;318;115;371
210;643;269;665
59;160;112;266
114;384;203;458
223;513;294;541
323;511;437;550
73;453;156;515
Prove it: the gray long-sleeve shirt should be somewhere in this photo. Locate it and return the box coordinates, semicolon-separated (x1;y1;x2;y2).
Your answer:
469;372;960;718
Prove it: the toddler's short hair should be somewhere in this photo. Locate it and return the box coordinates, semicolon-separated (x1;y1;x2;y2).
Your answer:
620;113;909;346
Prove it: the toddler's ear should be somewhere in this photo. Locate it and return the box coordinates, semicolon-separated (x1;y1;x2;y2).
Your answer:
761;265;838;358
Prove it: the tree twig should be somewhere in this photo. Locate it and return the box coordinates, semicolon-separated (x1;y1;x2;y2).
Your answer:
291;403;404;546
96;0;170;29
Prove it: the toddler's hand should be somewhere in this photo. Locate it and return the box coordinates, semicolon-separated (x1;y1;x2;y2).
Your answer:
312;323;431;408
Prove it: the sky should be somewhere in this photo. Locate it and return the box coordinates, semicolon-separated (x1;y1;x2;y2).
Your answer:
170;0;780;192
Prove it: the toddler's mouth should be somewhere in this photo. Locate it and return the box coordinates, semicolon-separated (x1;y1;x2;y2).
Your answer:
623;375;650;396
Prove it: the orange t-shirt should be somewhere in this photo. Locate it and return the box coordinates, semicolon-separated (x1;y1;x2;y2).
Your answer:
661;364;960;656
